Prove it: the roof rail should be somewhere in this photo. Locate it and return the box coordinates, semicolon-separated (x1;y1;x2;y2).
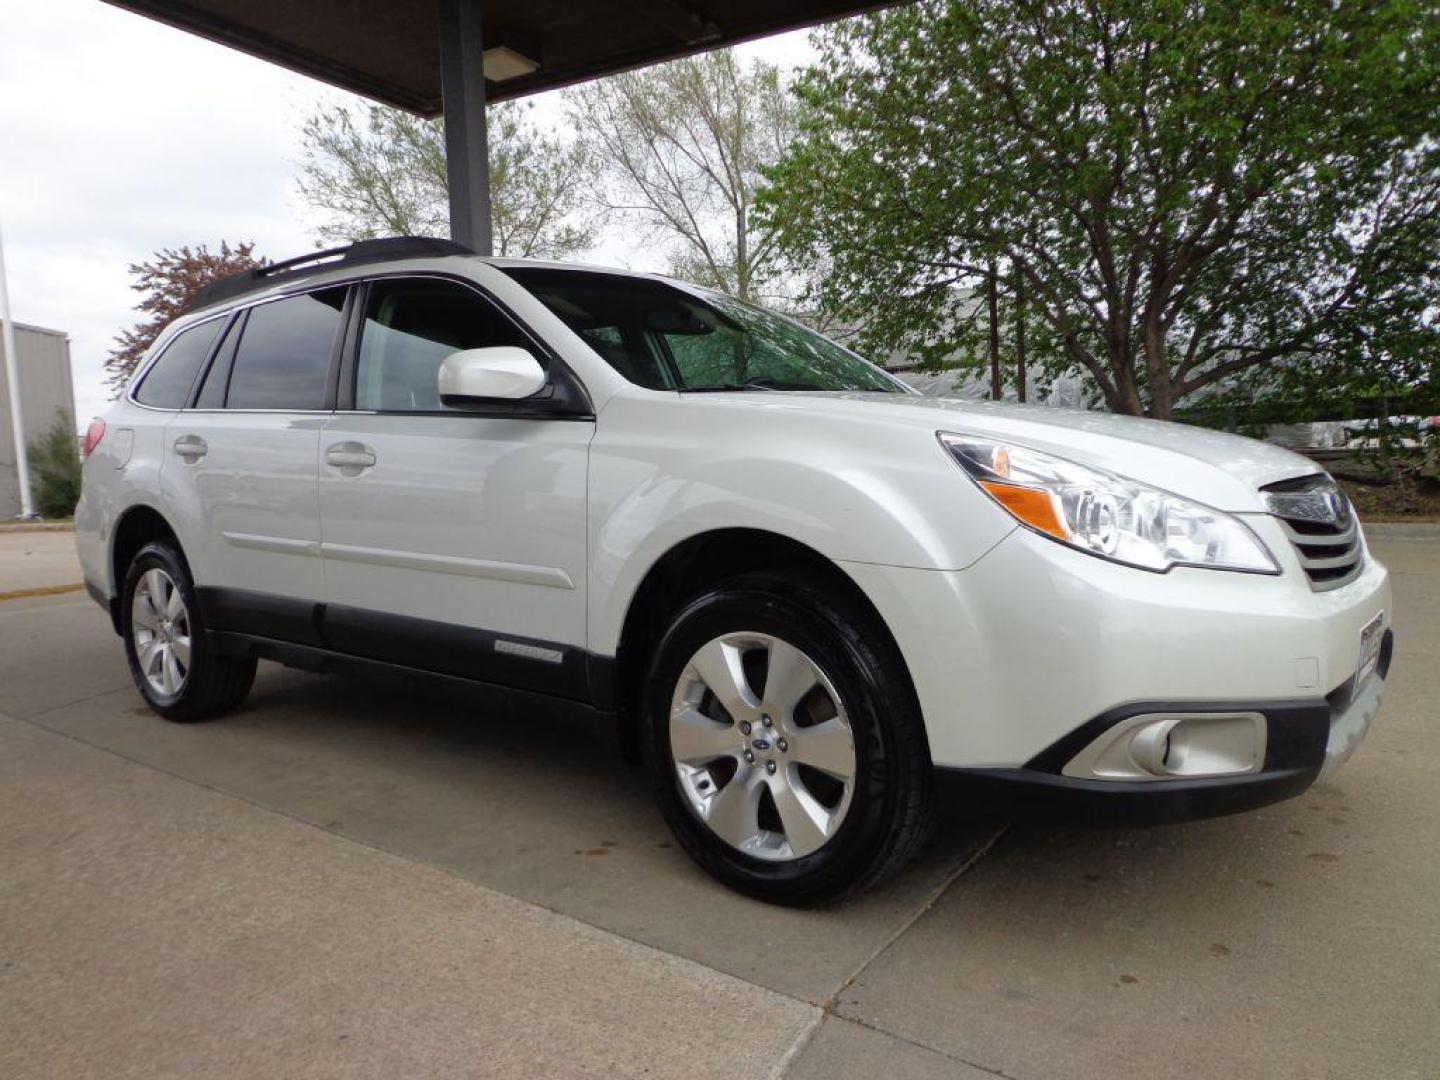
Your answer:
189;236;475;310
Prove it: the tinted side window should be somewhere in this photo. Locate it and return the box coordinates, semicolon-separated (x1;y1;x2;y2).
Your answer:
133;320;222;408
226;288;347;410
355;279;530;411
193;313;242;409
663;327;750;387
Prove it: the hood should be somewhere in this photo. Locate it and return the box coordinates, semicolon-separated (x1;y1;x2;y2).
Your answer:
713;391;1322;513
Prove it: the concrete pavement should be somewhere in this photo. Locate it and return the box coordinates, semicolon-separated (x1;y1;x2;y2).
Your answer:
0;717;817;1079
0;528;82;597
0;531;1436;1078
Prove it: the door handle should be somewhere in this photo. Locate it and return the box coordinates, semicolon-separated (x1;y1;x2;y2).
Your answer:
325;442;377;470
172;434;207;462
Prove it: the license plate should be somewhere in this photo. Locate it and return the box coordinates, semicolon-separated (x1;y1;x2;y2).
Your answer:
1357;611;1385;689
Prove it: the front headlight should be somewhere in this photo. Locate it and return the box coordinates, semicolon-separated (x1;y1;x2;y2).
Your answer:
938;433;1279;574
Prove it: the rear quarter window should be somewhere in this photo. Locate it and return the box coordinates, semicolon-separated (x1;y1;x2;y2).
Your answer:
133;319;223;409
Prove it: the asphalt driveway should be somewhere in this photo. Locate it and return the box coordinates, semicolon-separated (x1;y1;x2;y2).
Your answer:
1;528;1436;1078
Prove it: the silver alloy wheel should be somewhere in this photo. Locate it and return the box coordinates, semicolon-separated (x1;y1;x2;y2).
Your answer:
669;632;857;862
131;567;191;697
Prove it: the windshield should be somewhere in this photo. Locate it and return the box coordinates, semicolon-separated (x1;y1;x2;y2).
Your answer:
503;267;905;394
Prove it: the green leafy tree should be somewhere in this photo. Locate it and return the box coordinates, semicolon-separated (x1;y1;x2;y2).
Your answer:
566;50;798;302
298;100;595;258
104;241;264;394
762;0;1440;418
27;409;81;519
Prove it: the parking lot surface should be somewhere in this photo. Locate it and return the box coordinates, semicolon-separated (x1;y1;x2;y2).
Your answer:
1;528;1436;1078
0;527;85;598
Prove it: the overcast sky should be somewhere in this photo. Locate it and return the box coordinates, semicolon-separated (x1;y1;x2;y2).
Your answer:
0;0;812;427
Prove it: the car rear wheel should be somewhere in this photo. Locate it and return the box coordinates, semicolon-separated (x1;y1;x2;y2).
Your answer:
122;541;256;722
646;571;933;905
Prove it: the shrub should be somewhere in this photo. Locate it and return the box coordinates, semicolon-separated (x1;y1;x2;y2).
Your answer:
26;409;81;519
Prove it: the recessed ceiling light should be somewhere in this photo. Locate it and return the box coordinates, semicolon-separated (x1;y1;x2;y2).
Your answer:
483;45;539;81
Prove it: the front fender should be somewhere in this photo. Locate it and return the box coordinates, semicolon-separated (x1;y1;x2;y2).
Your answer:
585;393;1015;654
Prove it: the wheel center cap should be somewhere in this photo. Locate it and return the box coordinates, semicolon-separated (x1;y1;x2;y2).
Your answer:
751;737;771;752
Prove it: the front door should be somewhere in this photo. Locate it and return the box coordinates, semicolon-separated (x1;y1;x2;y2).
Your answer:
317;276;593;698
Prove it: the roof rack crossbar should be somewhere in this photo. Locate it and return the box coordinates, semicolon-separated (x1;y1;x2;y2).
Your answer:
189;236;475;310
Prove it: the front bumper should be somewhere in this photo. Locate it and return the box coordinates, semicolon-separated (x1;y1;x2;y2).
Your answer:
935;631;1391;825
840;522;1392;772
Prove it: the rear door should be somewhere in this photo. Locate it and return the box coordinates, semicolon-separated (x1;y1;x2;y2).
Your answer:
317;274;594;697
162;286;349;642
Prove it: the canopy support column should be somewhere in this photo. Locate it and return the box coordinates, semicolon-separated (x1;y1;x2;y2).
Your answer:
439;0;493;254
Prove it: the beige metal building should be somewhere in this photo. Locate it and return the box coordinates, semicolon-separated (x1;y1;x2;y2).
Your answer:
1;322;76;518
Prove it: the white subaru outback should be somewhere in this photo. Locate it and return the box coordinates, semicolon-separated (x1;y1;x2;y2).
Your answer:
77;237;1393;904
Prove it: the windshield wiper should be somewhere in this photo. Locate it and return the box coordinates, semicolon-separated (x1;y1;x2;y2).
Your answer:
678;377;812;393
677;384;772;393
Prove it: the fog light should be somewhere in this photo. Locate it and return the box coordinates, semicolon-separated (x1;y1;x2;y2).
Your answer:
1128;719;1177;776
1063;712;1267;782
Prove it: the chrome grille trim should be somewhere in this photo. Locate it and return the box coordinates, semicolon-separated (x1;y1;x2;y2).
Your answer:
1262;475;1364;592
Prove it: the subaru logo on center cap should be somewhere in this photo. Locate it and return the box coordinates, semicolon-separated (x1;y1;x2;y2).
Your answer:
751;738;771;751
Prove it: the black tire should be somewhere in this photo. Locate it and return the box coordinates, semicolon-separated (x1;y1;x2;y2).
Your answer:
645;571;934;905
121;540;256;722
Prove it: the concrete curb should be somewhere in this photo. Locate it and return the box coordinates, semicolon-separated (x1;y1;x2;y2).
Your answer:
0;583;84;603
0;522;74;534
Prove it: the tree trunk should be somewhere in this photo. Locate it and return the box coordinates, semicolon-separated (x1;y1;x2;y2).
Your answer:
1142;312;1173;420
732;206;750;376
987;265;1001;400
735;204;749;301
1014;279;1027;404
1113;363;1146;416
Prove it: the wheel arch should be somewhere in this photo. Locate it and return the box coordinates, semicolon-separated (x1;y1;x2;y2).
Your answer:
108;505;186;634
607;527;921;762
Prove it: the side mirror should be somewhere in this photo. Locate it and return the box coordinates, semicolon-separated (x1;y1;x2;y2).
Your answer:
438;346;547;405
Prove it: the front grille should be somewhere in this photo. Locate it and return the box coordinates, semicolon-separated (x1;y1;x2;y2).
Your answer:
1261;474;1364;591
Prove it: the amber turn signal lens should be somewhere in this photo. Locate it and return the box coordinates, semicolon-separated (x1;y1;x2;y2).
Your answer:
979;481;1069;540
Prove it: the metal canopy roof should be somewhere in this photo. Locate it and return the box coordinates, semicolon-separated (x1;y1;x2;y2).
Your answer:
105;1;892;116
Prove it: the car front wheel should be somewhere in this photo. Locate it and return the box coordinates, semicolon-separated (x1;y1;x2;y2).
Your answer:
646;572;933;905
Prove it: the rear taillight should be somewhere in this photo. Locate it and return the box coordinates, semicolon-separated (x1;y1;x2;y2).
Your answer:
82;418;106;460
